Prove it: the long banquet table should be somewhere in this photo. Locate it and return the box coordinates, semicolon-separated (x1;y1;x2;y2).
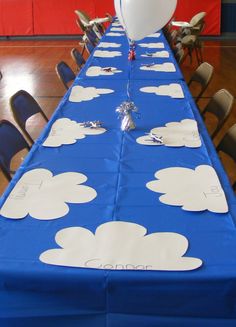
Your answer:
1;21;236;327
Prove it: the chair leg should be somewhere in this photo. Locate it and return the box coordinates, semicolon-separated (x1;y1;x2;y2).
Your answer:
194;46;201;65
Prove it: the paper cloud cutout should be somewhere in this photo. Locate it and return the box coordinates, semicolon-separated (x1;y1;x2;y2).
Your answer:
69;85;114;102
0;169;97;220
147;165;228;213
141;51;170;58
140;63;176;72
136;119;201;148
98;42;121;48
147;33;161;38
40;221;203;271
43;118;106;147
139;43;165;49
140;83;184;99
106;32;124;37
86;66;122;77
93;50;122;58
110;27;124;32
112;22;121;27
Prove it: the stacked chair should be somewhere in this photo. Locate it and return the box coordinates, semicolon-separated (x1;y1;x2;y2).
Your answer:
165;12;206;65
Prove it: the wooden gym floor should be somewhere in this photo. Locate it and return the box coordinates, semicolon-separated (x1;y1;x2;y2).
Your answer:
0;38;236;195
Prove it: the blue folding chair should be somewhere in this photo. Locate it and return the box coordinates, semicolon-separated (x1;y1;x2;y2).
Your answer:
71;48;86;70
85;28;99;47
0;120;30;181
10;90;49;145
85;41;95;55
55;61;76;90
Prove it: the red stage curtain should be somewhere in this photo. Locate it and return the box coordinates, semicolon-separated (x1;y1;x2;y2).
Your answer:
0;0;34;36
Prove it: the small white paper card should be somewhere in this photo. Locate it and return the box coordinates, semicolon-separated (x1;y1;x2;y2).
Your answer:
40;221;203;271
69;85;114;102
93;50;122;58
136;119;201;148
43;118;106;147
86;66;122;77
141;51;170;58
147;165;228;213
0;169;97;220
139;43;165;49
140;83;184;99
140;63;176;72
98;42;121;48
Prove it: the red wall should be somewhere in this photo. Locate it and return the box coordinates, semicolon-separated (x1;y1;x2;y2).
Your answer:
0;0;221;36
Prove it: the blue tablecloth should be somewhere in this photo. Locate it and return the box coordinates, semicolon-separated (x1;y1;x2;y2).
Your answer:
1;23;236;327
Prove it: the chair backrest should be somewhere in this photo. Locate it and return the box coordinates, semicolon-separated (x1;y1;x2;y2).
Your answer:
176;48;185;65
190;12;206;27
71;48;86;69
85;28;99;46
85;41;95;55
188;62;214;102
74;10;90;26
202;89;234;139
0;120;30;181
217;124;236;189
55;61;76;90
10;90;49;144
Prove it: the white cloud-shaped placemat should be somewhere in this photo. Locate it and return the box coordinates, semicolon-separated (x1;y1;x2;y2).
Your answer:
139;43;165;49
0;169;97;220
140;63;176;72
106;32;124;37
147;165;228;213
140;83;184;99
110;27;124;32
112;22;121;27
146;33;161;38
141;51;170;58
86;66;122;77
40;221;202;271
136;119;201;148
98;42;121;48
43;118;106;147
69;85;114;102
93;50;122;58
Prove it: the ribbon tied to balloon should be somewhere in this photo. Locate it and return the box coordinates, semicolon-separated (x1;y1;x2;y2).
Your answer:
114;0;177;131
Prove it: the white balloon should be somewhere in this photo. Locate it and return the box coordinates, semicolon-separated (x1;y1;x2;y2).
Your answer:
114;0;177;41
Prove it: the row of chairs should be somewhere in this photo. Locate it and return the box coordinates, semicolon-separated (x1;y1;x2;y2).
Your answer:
164;12;206;65
0;90;49;180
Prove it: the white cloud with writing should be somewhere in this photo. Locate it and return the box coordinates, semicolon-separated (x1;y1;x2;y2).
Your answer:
147;165;228;213
140;63;176;72
136;119;201;148
139;43;165;49
43;118;106;147
40;221;203;271
0;169;97;220
86;66;122;77
93;50;122;58
69;85;114;102
98;42;121;48
140;83;184;99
